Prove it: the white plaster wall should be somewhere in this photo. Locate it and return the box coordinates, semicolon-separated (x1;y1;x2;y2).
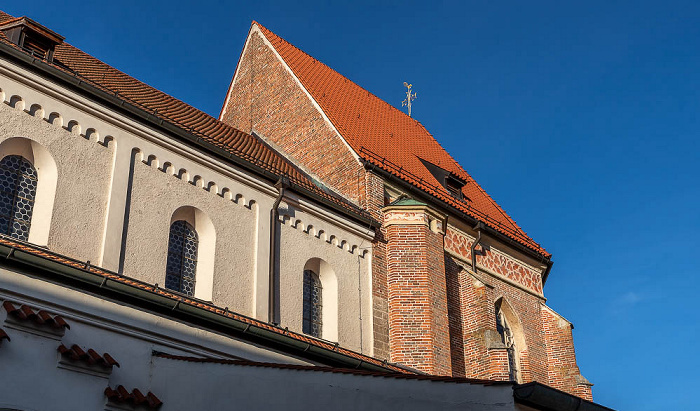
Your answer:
0;265;316;411
0;100;112;264
0;57;377;354
122;161;256;314
278;203;373;354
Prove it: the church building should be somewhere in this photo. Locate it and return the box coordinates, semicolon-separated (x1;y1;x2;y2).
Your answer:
0;10;610;411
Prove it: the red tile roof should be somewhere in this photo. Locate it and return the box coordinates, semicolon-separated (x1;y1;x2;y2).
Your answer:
252;23;548;257
0;328;9;343
154;352;507;386
0;234;409;374
104;386;162;409
58;343;120;369
0;11;372;225
2;300;70;330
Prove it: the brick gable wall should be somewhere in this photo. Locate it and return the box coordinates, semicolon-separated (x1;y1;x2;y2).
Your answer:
221;30;364;204
220;27;592;400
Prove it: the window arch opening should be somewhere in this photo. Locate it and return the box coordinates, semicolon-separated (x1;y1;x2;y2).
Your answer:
0;138;57;245
495;298;527;383
302;258;338;341
164;206;215;301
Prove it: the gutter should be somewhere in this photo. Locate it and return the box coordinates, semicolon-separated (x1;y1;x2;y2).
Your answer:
0;240;403;373
269;177;288;324
470;221;484;275
513;382;614;411
365;163;552;275
0;41;377;230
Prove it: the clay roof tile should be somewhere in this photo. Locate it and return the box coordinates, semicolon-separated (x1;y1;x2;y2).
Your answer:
252;22;548;256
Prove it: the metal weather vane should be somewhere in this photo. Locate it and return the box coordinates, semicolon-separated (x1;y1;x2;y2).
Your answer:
402;82;417;117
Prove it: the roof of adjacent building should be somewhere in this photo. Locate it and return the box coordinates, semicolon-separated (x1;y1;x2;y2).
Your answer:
0;234;409;374
154;352;509;386
0;11;373;226
251;22;549;257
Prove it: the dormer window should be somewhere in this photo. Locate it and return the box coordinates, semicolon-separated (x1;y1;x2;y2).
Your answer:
0;17;64;62
419;158;468;201
445;176;464;200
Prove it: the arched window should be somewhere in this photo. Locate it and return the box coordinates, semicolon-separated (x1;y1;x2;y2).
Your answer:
495;298;527;383
303;269;322;338
0;155;38;241
165;220;198;297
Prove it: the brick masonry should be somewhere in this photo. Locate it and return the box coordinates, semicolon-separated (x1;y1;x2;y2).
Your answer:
221;30;365;204
542;306;593;400
383;207;451;375
220;25;593;399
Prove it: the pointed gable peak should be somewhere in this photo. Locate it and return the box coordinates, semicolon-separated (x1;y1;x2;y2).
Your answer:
246;24;548;257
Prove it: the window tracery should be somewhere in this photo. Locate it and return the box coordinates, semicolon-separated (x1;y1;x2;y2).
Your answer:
165;220;198;297
0;155;37;241
303;269;322;338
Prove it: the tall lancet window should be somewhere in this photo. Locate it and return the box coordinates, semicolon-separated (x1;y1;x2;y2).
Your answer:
496;305;518;382
0;155;38;241
303;269;322;338
165;220;198;297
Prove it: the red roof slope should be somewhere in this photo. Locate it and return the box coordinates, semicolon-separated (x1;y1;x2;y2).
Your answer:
253;23;548;257
0;11;369;223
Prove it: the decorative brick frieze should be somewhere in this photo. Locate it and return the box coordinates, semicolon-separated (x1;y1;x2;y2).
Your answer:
444;225;543;294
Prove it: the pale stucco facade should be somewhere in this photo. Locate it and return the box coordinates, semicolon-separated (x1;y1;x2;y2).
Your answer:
0;55;374;354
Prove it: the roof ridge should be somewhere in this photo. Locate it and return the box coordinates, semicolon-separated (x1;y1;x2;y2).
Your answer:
253;22;547;256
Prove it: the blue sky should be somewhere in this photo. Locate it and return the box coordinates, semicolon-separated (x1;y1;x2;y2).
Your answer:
5;1;699;409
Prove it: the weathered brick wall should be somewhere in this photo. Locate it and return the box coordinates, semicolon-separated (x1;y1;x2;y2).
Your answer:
221;30;364;203
542;306;593;400
445;253;549;385
384;209;451;375
446;255;490;378
490;278;549;384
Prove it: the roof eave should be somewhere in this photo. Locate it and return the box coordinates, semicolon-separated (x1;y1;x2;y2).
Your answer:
0;41;377;230
364;161;552;265
0;237;403;373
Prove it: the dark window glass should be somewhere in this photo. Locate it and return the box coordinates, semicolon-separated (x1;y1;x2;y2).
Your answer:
165;220;198;297
303;269;322;338
0;155;37;241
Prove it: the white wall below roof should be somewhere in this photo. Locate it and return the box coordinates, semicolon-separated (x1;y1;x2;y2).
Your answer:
277;203;373;354
0;96;113;264
0;57;376;351
0;267;516;411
